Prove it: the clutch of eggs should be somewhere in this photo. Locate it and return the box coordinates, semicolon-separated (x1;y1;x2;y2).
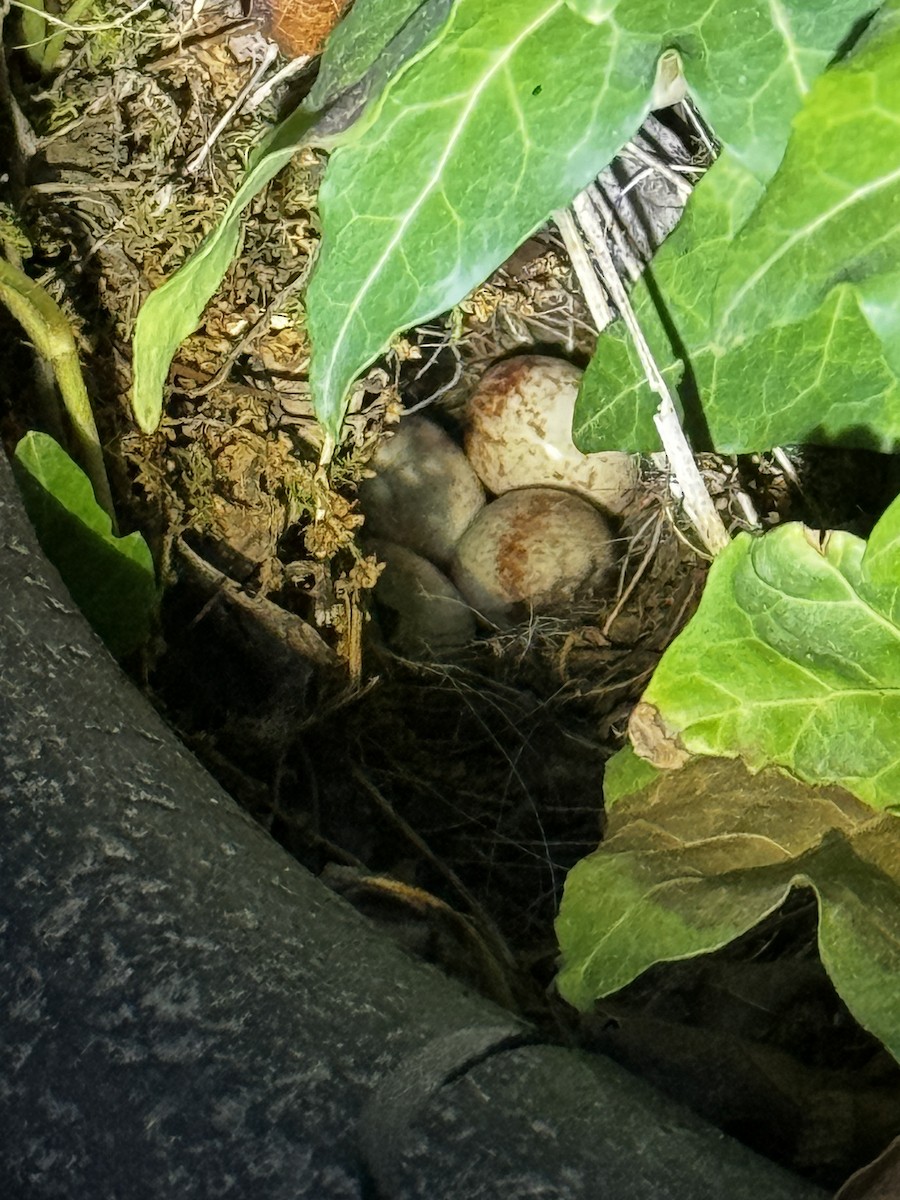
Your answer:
359;354;640;650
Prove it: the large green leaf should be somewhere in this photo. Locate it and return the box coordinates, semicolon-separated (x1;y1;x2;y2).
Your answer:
628;497;900;812
576;1;900;454
13;432;157;657
306;0;872;439
306;0;637;437
555;756;900;1064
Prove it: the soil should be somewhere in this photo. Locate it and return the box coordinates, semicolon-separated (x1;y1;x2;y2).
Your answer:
1;2;899;1193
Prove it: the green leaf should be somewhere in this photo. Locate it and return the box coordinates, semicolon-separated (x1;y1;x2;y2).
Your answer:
576;1;900;454
557;759;859;1005
19;0;96;74
306;0;645;438
863;492;900;625
629;499;900;812
563;1;621;25
307;0;451;111
603;743;662;806
814;822;900;1066
13;432;157;657
131;105;319;434
18;0;48;71
311;0;459;145
306;0;873;439
555;756;900;1063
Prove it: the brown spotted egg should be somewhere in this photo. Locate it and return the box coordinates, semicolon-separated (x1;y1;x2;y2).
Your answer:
451;488;615;628
465;355;638;517
359;416;485;568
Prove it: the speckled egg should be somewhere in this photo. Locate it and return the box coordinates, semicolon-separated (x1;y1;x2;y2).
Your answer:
359;416;486;567
451;488;615;628
465;355;639;516
368;539;475;659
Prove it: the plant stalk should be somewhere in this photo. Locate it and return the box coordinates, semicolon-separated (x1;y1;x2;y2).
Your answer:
0;256;115;521
570;191;730;557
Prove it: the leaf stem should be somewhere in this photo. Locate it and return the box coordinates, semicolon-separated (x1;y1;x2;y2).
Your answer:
569;191;730;557
554;207;613;334
0;257;115;521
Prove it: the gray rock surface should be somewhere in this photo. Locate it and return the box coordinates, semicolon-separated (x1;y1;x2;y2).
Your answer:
0;450;824;1199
